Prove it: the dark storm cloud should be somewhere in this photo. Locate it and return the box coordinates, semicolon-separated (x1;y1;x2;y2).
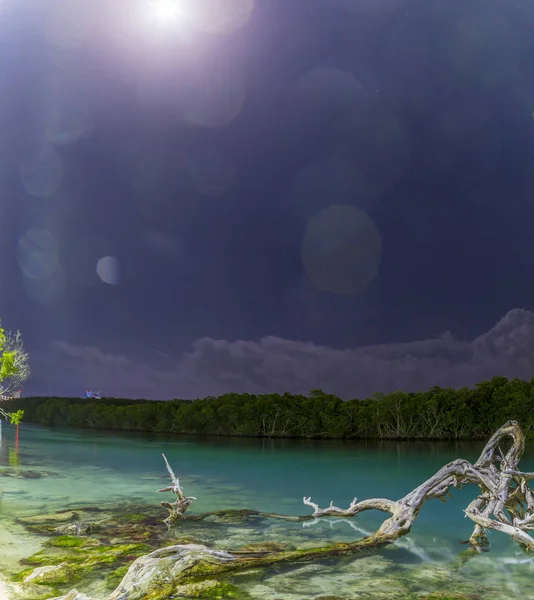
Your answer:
30;308;534;400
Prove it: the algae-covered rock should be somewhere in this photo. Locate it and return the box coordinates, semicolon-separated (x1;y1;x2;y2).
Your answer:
47;536;99;548
11;538;152;599
22;541;151;568
122;513;149;524
11;503;175;598
0;571;58;600
208;510;253;525
23;562;79;585
14;562;86;588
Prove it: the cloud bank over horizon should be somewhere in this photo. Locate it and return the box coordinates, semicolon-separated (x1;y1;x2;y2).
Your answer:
29;308;534;400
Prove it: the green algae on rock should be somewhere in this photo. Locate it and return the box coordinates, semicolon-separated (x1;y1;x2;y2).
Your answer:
10;508;158;598
47;536;95;548
0;574;59;600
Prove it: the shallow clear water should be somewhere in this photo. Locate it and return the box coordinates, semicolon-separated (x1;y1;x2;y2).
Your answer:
2;422;534;598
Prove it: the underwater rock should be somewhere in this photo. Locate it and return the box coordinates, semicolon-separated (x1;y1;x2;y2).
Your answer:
341;554;395;577
0;469;45;479
208;512;252;525
342;574;409;598
23;562;71;584
408;564;461;586
0;571;57;600
54;522;92;536
19;511;80;524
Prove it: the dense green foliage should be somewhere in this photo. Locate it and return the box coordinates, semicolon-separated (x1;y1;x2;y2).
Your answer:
0;322;27;425
7;376;534;440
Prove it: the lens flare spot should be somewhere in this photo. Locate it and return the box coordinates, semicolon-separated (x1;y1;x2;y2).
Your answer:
17;229;59;281
96;256;120;285
19;145;63;199
301;205;382;295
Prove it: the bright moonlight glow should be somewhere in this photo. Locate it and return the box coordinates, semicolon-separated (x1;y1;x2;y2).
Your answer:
151;0;179;23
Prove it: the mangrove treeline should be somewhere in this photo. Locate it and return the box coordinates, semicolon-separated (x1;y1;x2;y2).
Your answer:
5;376;534;440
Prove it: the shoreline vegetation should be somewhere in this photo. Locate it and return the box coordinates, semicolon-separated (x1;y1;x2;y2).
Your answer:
4;375;534;440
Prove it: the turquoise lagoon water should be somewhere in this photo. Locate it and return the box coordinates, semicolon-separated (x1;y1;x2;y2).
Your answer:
1;422;534;598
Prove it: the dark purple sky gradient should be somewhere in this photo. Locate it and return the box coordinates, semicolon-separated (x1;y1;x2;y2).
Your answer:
2;0;534;398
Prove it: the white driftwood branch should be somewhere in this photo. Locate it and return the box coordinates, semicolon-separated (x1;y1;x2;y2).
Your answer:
158;454;196;525
303;420;534;551
303;496;359;516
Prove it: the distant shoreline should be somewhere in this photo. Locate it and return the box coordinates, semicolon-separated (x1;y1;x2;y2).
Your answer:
3;376;530;440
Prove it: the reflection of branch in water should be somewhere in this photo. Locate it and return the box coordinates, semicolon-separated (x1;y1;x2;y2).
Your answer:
304;516;434;562
501;556;534;565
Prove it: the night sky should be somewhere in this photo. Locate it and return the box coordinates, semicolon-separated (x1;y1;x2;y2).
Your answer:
3;0;534;399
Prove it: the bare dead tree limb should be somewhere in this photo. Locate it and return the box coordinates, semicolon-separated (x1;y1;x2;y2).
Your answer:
303;420;534;551
158;454;197;525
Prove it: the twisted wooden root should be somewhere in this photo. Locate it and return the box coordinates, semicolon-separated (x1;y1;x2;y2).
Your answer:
303;420;534;551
